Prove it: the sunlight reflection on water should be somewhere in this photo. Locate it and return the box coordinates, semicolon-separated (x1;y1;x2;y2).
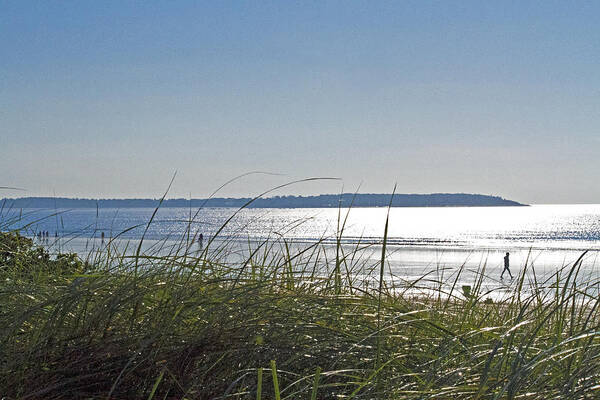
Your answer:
6;204;600;288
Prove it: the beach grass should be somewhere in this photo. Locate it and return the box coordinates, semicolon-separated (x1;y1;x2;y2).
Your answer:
1;209;600;399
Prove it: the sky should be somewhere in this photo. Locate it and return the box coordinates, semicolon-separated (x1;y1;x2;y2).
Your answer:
1;1;599;204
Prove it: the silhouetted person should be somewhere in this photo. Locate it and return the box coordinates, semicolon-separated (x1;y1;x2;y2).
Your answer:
101;231;105;242
198;233;204;249
501;252;513;279
55;231;58;238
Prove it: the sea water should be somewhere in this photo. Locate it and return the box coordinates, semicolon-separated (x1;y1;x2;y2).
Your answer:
5;204;600;293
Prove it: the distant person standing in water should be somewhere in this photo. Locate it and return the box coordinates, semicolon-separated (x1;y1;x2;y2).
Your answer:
501;252;513;279
198;233;204;249
101;231;105;242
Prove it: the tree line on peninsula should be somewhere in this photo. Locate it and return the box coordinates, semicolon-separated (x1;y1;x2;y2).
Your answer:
1;193;526;208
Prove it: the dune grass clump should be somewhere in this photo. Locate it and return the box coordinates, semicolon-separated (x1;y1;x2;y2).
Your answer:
1;220;600;399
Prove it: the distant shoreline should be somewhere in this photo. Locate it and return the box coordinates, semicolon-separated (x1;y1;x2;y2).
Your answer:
1;193;527;209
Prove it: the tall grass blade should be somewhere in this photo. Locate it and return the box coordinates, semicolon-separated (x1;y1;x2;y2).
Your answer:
310;367;322;400
147;369;165;400
271;360;281;400
375;185;396;384
256;367;263;400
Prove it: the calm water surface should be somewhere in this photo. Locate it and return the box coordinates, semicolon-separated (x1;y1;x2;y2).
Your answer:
6;205;600;288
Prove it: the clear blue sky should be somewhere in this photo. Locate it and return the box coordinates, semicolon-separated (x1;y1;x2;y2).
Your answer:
2;1;599;203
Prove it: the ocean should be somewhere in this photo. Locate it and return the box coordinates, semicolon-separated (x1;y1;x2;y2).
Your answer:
5;204;600;290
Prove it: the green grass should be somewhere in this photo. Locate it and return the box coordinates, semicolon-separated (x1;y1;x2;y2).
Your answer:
1;211;600;399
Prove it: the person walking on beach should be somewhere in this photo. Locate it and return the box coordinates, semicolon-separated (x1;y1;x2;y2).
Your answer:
501;252;513;279
198;233;203;249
